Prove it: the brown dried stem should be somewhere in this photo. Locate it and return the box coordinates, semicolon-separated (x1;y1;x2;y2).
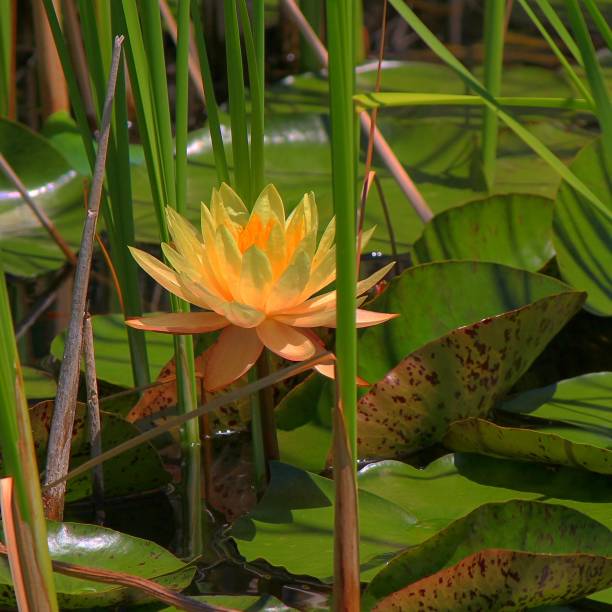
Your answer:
43;36;124;520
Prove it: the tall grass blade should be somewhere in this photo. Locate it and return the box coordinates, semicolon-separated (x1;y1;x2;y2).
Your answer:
564;0;612;165
0;0;15;119
388;0;610;222
224;0;251;204
582;0;612;51
536;0;582;63
191;0;230;184
0;265;58;611
517;0;593;105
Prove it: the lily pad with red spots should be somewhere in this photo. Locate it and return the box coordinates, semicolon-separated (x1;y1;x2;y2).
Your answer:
363;500;612;611
23;400;169;503
356;262;585;459
443;417;612;475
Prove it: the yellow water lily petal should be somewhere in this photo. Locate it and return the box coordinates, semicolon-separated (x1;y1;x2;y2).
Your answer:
266;248;311;312
178;274;227;314
264;220;287;278
240;246;273;308
218;182;249;226
126;311;229;334
358;225;376;254
129;247;191;303
274;296;367;327
256;319;317;361
251;184;285;225
166;207;203;260
161;243;194;276
215;224;243;298
312;217;335;270
281;261;396;315
204;326;263;391
301;244;336;300
223;302;265;328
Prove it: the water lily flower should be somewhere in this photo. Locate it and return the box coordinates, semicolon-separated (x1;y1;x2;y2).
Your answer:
126;184;396;391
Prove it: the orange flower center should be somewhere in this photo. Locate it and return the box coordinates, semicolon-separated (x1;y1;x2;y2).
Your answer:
236;215;275;253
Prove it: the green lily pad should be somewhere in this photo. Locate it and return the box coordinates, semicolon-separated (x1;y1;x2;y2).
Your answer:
356;264;584;459
363;501;612;610
443;417;612;474
0;521;194;608
357;454;612;534
0;118;84;277
22;366;57;399
232;461;433;582
51;313;174;388
553;139;612;316
27;400;170;502
410;193;554;270
499;371;612;432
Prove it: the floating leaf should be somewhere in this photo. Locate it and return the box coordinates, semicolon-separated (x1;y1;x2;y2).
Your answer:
22;366;57;399
499;371;612;432
51;314;174;388
443;417;612;474
139;594;292;611
0;118;84;277
25;400;169;502
358;455;612;533
554;139;612;316
357;265;584;459
363;501;612;610
232;462;432;582
410;193;554;271
0;521;194;608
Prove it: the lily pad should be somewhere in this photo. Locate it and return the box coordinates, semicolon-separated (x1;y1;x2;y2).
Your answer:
139;594;292;611
410;193;554;271
0;118;84;277
0;521;194;608
357;454;612;534
443;417;612;474
22;365;57;399
51;313;174;388
363;501;612;610
231;461;433;582
27;400;170;502
499;371;612;432
553;139;612;316
356;264;584;459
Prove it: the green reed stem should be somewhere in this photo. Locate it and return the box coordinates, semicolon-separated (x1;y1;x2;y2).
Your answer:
536;0;582;64
327;0;357;463
191;0;229;184
175;0;202;554
0;0;14;119
0;262;58;611
517;0;593;106
481;0;505;191
582;0;612;51
238;0;264;197
564;0;612;166
44;0;151;388
224;0;251;204
299;0;323;71
120;1;201;558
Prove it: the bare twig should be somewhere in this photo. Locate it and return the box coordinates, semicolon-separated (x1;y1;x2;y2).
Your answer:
280;0;433;223
14;265;72;341
159;0;206;103
43;37;124;521
43;352;332;492
0;153;77;265
82;313;105;524
0;539;233;612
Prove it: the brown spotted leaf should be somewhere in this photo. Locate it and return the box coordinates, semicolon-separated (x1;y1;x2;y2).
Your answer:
363;500;612;610
357;291;585;459
126;349;251;433
24;401;169;502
